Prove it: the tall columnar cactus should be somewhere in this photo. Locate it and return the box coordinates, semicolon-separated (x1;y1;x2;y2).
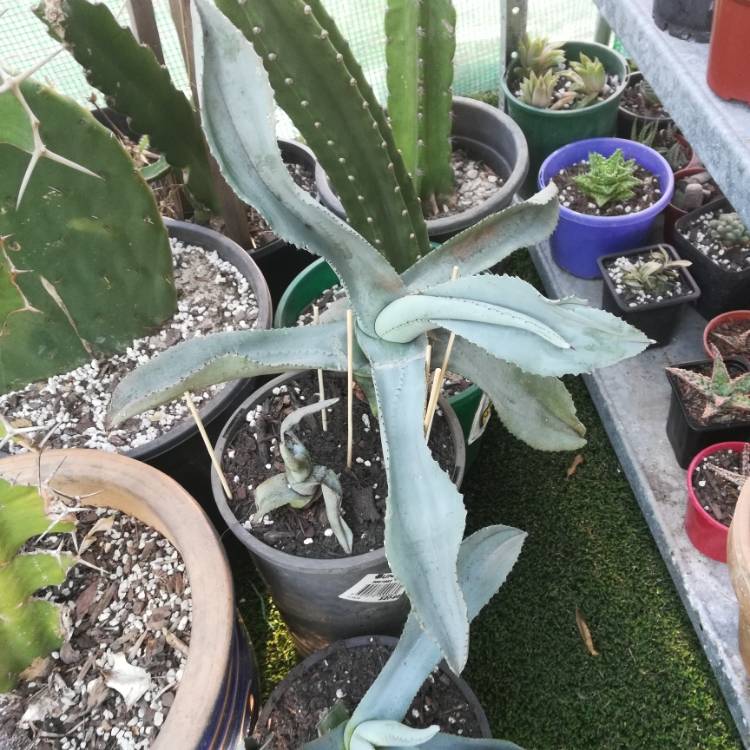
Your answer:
0;477;75;692
0;74;175;394
108;0;650;681
385;0;456;207
36;0;218;213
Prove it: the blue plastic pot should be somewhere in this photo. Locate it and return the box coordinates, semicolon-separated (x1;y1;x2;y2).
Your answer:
538;137;675;279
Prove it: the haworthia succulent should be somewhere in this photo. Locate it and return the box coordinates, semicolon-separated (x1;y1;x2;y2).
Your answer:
215;0;429;270
0;478;75;692
36;0;218;213
386;0;456;202
0;81;175;394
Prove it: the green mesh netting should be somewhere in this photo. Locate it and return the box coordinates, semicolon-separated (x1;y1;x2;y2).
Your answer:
0;0;598;105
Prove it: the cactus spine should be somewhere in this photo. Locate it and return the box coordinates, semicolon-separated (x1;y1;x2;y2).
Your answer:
385;0;456;207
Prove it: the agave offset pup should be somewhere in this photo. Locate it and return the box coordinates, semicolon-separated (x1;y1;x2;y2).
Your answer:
109;0;648;680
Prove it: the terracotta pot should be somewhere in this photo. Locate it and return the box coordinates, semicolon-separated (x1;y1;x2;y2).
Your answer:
703;309;750;366
708;0;750;103
686;441;749;562
727;472;750;674
0;450;260;749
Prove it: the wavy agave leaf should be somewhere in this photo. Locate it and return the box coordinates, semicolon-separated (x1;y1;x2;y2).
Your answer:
192;0;403;333
357;333;467;674
402;183;559;290
347;525;525;740
432;334;586;450
392;735;524;749
108;322;364;426
377;275;650;377
351;720;439;749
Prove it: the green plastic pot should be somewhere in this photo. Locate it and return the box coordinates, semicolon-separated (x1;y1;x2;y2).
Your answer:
500;41;629;194
275;259;491;467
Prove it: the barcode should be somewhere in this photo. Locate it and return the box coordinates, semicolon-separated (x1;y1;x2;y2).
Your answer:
339;573;405;603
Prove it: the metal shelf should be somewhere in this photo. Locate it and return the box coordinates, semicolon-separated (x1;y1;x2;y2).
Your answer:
595;0;750;226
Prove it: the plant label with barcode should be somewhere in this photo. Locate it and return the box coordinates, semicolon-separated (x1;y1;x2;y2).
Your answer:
339;573;405;603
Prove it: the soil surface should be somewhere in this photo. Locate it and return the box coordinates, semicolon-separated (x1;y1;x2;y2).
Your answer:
708;319;750;361
0;239;258;453
691;445;750;527
222;371;457;559
620;81;669;119
603;251;689;307
554;159;661;217
670;360;750;427
679;208;750;273
672;171;722;212
0;507;191;750
253;638;483;749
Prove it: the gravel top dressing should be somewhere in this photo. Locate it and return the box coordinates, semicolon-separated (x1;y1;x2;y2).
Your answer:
679;209;750;272
554;160;662;217
222;371;456;559
254;638;482;749
0;507;192;749
603;252;688;307
0;238;258;454
428;149;503;218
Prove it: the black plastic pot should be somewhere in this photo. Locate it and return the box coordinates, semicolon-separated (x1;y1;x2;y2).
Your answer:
212;372;467;656
253;635;492;745
315;96;529;243
617;71;674;138
673;198;750;319
597;244;701;347
653;0;713;41
665;358;750;468
133;219;272;520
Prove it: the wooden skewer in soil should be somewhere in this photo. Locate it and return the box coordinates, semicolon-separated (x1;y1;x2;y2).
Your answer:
184;391;232;499
424;367;443;437
313;305;328;433
346;309;354;470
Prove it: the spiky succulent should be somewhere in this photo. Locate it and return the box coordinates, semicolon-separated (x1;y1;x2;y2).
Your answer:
667;355;750;424
569;53;607;107
618;246;691;295
709;212;750;247
516;34;565;77
631;121;689;171
252;397;353;553
709;326;750;359
518;70;560;109
703;443;750;490
574;149;642;209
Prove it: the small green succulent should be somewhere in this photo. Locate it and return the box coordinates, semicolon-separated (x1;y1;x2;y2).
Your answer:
573;149;642;209
569;53;607;107
708;212;750;247
518;69;560;109
618;245;691;295
516;34;565;77
631;121;689;171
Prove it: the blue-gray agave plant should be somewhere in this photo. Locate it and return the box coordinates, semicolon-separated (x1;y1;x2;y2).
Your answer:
108;0;648;681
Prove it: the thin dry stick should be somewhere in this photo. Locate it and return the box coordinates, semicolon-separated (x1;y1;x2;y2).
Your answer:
313;305;328;432
184;392;232;498
424;367;443;436
424;343;432;384
346;309;354;469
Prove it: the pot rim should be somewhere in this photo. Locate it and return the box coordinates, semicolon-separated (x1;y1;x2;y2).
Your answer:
538;137;675;225
669;165;718;214
703;309;750;358
500;40;628;117
255;634;492;742
687;440;750;536
211;370;467;571
0;449;237;750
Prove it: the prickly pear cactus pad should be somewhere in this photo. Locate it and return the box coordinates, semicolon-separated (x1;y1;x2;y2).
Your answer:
0;477;75;692
0;80;176;394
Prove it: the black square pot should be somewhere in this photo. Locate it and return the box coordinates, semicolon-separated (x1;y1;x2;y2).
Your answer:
597;244;701;347
665;358;750;468
673;198;750;319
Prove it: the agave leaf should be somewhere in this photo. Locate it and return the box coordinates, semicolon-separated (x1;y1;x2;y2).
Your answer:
318;470;353;554
393;735;524;749
402;183;559;290
191;0;404;333
357;333;467;674
281;396;339;437
352;720;439;747
254;473;308;519
108;322;364;427
432;334;586;450
347;525;525;740
379;275;649;377
304;723;346;750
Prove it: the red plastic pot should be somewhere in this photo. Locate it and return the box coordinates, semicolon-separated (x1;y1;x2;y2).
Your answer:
707;0;750;103
686;441;749;562
703;309;750;361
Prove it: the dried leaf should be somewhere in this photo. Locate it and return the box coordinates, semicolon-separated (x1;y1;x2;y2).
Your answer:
19;657;52;682
78;515;115;555
576;607;599;657
75;580;100;619
85;676;110;710
103;652;151;709
566;454;584;479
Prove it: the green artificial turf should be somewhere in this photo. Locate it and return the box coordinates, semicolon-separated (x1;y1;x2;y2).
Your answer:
232;249;742;750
